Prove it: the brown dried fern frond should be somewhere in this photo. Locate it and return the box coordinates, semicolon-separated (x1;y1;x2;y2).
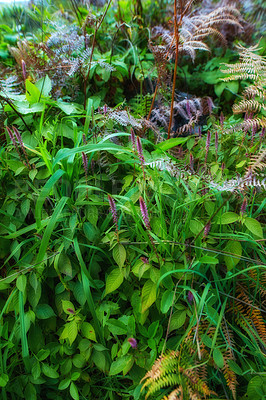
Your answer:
246;149;266;174
233;99;266;114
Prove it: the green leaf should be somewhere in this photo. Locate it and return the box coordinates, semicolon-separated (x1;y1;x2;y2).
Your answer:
16;274;27;292
109;355;132;376
81;322;96;342
141;280;157;313
190;219;204;235
220;212;239;224
55;101;80;115
58;378;71;390
106;319;128;335
224;241;242;270
61;300;75;314
60;320;78;346
105;268;123;295
169;310;186;332
35;75;52;97
26;79;41;103
160;290;174;314
244;217;263;239
227;360;243;375
213;348;224;368
112;243;126;268
24;383;37;400
214;82;227;97
70;382;79;400
199;256;219;265
36;304;56;319
0;373;9;387
156;137;189;151
42;363;59;379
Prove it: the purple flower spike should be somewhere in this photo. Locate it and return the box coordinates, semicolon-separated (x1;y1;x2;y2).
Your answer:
21;60;27;81
139;196;151;230
128;337;137;349
130;128;136;151
108;195;118;232
240;197;247;214
187;291;194;304
186;100;192;119
205;131;211;164
215;131;218;156
203;222;211;238
140;257;149;264
82;152;88;175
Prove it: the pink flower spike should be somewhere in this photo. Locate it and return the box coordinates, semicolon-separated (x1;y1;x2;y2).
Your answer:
130;128;136;151
240;197;247;214
139;196;151;230
128;337;137;349
187;291;194;304
21;60;27;81
215;131;218;156
82;152;88;175
205;131;211;164
203;222;211;238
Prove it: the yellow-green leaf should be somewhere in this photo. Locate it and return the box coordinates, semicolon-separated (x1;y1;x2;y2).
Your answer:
113;243;126;268
105;268;123;295
244;217;263;239
141;280;157;313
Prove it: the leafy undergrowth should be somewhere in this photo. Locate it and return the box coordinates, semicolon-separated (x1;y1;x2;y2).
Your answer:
0;1;265;399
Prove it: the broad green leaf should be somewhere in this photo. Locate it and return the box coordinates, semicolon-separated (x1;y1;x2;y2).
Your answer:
220;212;239;224
227;360;243;375
169;310;186;332
16;274;27;292
109;355;132;376
156;137;189;151
70;382;79;400
112;243;126;268
60;320;78;346
105;268;123;295
26;79;41;103
81;322;96;342
214;82;227;97
36;304;56;319
244;217;263;239
58;378;71;390
72;354;86;368
62;300;75;314
42;363;59;379
199;256;219;265
0;373;9;387
213;348;224;368
24;383;37;400
35;75;52;97
55;101;81;115
160;290;174;314
190;219;204;235
141;280;157;313
224;241;242;270
106;319;128;335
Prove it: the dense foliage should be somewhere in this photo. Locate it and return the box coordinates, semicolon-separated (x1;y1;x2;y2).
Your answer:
0;0;265;399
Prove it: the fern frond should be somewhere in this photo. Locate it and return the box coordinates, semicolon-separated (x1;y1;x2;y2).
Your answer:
247;149;266;174
233;99;266;114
